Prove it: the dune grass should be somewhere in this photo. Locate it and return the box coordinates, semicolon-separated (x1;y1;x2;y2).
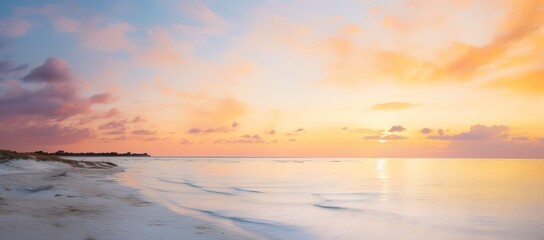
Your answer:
0;150;117;168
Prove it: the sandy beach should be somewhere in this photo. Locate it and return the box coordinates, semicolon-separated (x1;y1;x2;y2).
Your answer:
0;158;256;240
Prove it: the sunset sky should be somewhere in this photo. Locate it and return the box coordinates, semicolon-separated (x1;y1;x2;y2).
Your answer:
1;0;543;157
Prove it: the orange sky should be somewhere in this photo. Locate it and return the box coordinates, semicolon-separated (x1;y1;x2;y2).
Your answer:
0;0;543;157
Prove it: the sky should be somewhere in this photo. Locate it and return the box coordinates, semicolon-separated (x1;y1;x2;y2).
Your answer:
0;0;543;157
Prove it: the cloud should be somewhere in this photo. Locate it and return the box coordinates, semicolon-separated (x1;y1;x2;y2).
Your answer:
214;136;265;144
434;125;544;158
265;130;276;135
0;123;91;149
286;128;305;136
363;134;407;140
371;102;418;111
50;14;134;52
204;126;235;133
442;0;544;79
232;121;240;128
177;0;228;35
388;125;406;132
131;129;156;135
0;60;28;75
105;129;125;135
137;29;186;69
99;120;126;135
428;125;509;140
0;57;113;120
383;134;407;140
421;128;433;134
131;116;146;123
241;134;261;140
486;69;544;94
187;124;237;134
0;18;31;37
22;57;71;83
99;120;125;130
52;16;79;32
180;139;194;145
187;128;202;134
95;115;146;136
80;21;134;52
311;0;544;93
89;92;114;104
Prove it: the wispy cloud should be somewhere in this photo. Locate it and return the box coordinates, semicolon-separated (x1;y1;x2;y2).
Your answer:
131;129;156;135
0;17;31;37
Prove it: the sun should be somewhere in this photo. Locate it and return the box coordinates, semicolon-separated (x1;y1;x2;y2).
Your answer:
378;139;388;143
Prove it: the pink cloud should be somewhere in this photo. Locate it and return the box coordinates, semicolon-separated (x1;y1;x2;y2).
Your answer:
22;57;71;83
0;60;28;75
363;134;407;140
49;14;133;52
0;18;31;37
0;123;91;150
428;125;509;140
99;120;127;135
89;92;114;104
424;124;544;158
444;139;544;158
178;0;228;35
52;16;79;32
388;125;406;132
80;20;134;52
137;28;186;68
0;57;113;120
131;129;156;135
421;128;432;134
187;124;237;134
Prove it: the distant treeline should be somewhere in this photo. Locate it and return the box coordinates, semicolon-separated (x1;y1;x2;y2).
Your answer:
34;150;150;157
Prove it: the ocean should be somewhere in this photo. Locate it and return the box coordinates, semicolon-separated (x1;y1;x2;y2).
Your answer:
91;157;544;240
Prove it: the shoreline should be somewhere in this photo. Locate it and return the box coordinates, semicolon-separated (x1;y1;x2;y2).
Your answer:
0;159;258;240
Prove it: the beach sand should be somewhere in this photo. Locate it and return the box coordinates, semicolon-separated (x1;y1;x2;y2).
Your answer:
0;159;255;240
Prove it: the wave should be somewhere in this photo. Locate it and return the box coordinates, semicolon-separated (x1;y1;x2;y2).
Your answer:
273;160;305;163
314;192;381;201
168;200;302;233
232;187;263;193
158;177;233;195
313;200;403;220
137;183;180;193
313;203;350;210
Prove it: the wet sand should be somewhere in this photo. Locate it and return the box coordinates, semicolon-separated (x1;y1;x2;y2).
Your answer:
0;159;255;240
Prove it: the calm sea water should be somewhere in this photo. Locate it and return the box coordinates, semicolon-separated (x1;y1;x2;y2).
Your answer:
94;158;544;239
